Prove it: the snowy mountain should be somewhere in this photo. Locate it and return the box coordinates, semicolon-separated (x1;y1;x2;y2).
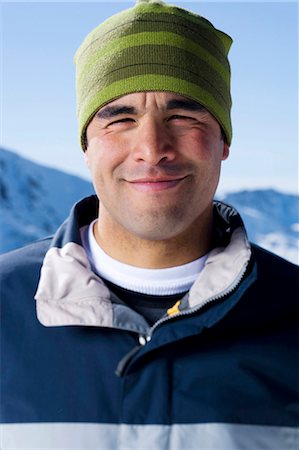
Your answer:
220;190;299;265
1;148;298;264
0;148;94;253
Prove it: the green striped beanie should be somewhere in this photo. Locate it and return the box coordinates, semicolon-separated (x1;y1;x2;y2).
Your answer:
74;0;233;150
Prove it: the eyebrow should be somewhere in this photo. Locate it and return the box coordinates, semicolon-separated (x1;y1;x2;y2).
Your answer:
165;99;206;112
96;105;137;119
96;98;206;120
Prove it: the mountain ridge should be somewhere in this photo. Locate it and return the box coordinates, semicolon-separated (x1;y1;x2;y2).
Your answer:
0;147;94;253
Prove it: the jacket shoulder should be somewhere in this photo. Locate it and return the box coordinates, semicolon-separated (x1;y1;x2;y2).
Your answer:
0;238;51;281
249;243;298;313
251;243;298;278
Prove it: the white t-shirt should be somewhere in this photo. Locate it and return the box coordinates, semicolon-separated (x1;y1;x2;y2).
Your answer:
80;219;208;296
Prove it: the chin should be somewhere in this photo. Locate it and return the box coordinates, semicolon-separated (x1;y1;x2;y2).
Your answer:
113;201;210;241
124;217;194;242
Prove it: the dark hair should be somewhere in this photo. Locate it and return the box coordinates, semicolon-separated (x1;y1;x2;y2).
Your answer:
82;132;88;152
221;128;227;143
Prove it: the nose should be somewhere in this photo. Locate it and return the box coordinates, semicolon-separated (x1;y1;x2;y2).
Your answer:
132;117;176;165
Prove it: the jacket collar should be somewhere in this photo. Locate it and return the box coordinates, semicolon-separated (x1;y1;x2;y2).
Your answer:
35;196;252;334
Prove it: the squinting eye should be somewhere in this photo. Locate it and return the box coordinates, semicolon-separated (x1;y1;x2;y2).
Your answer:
109;118;135;125
168;115;194;122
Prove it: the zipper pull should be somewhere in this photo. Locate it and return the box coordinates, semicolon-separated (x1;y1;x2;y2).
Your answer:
115;335;151;377
138;335;151;346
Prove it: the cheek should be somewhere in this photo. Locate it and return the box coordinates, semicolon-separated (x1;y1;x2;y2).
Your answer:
88;137;126;176
185;133;219;161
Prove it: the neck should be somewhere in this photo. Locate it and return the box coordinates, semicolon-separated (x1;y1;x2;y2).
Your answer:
94;207;213;269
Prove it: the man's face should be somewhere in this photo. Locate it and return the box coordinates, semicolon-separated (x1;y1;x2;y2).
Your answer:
85;92;229;242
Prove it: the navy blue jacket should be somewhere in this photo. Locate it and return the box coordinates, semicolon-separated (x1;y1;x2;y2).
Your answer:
1;196;298;449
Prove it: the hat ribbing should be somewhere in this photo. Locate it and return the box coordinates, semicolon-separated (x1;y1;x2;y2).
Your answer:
74;0;233;150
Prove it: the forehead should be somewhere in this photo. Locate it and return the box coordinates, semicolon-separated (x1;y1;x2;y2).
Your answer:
99;91;205;111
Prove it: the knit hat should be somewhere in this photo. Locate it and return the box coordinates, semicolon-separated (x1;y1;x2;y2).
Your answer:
74;0;233;150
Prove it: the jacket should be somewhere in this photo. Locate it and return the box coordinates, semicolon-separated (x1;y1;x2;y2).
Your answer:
1;195;298;449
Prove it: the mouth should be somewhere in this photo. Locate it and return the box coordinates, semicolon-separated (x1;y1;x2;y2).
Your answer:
126;176;188;192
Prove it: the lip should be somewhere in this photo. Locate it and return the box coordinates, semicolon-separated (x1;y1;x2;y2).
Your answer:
127;176;187;192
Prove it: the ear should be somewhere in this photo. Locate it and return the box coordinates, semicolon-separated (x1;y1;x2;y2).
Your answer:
221;142;230;161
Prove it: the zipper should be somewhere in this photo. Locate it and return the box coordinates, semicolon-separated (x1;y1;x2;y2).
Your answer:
148;258;250;338
116;258;251;377
115;335;151;376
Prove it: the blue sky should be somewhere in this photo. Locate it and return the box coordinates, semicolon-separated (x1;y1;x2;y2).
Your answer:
1;0;298;194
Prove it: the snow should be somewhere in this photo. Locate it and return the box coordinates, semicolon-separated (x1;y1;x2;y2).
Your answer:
0;147;95;253
241;207;264;219
291;223;299;232
256;233;299;265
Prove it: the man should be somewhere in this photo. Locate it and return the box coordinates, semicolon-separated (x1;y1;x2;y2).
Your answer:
1;0;298;449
